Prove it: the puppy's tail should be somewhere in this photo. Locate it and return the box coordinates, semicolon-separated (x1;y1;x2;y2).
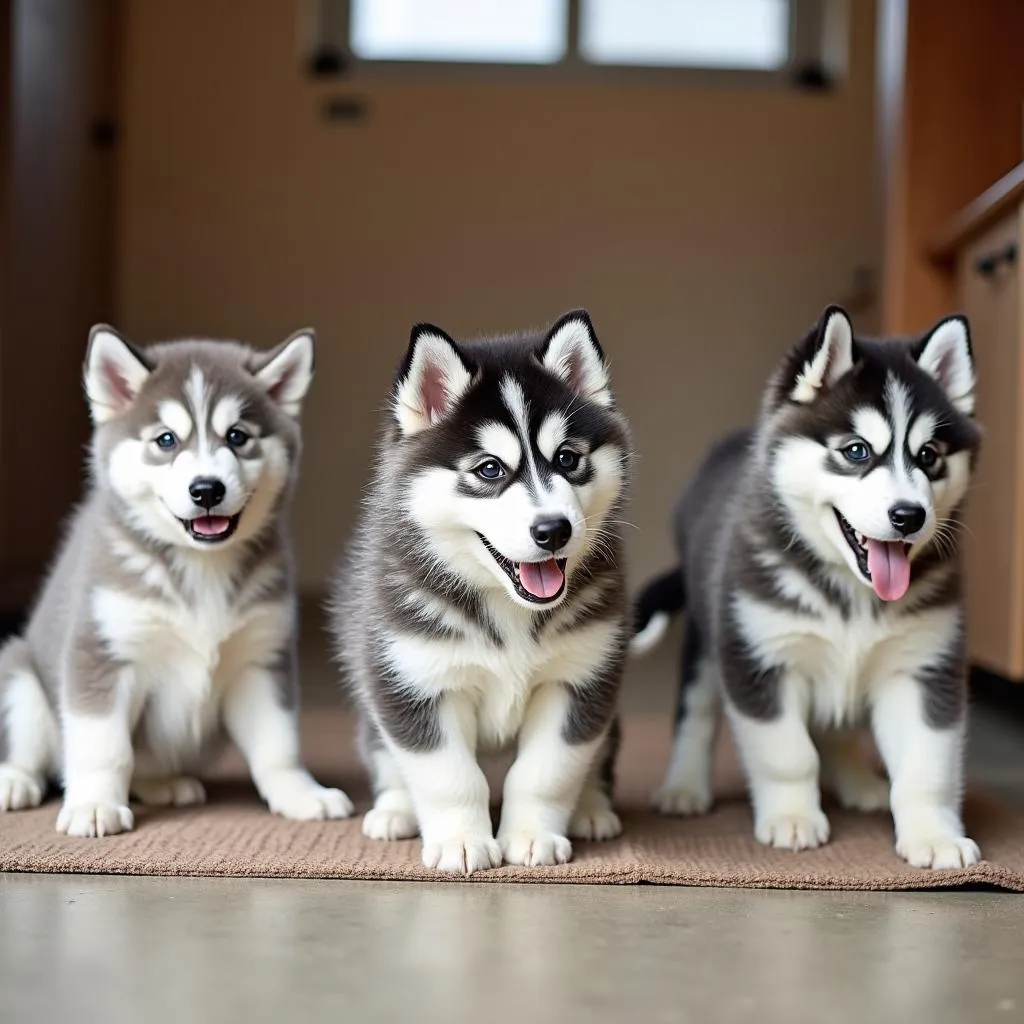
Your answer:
630;566;685;657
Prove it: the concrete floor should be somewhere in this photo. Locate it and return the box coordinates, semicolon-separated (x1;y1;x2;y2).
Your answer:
2;614;1023;1024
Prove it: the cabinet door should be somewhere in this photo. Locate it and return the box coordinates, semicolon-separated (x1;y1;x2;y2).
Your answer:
957;211;1023;679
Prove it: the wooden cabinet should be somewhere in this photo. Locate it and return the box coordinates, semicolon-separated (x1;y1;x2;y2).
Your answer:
952;207;1024;679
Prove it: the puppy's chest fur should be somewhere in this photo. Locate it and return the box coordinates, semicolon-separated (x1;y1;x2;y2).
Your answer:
386;600;620;751
733;576;957;727
90;548;290;761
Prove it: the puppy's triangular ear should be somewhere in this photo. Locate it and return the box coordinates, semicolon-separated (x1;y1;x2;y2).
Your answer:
394;324;475;436
914;315;975;415
539;309;612;406
84;325;152;424
786;305;855;404
253;329;315;416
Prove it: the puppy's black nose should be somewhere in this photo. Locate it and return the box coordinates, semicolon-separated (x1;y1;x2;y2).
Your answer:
888;503;925;537
531;517;572;553
189;477;226;510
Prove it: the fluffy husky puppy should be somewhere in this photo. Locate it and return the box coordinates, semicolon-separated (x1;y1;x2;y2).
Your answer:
332;310;632;873
633;305;982;869
0;325;352;836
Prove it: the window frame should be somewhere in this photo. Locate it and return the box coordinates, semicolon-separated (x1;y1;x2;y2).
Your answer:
301;0;842;88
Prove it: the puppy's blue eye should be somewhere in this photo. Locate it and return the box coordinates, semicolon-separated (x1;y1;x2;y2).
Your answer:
226;427;250;448
154;432;177;450
917;443;939;469
555;447;581;472
842;441;872;463
474;459;505;481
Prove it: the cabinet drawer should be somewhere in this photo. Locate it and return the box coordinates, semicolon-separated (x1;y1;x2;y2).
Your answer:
956;210;1023;679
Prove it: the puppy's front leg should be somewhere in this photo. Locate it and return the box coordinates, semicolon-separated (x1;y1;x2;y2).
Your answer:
497;683;606;867
223;664;353;820
871;673;979;869
386;694;501;875
727;678;830;851
57;668;137;838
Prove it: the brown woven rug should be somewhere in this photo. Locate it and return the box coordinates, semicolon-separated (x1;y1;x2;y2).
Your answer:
1;710;1022;890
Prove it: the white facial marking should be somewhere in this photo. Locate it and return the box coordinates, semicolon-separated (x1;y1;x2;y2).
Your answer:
501;375;546;497
908;412;937;457
475;421;521;473
537;412;569;463
184;366;211;454
851;407;891;456
157;401;193;443
212;396;243;439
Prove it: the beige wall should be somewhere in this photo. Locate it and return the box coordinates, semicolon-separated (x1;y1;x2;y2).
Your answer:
117;0;880;593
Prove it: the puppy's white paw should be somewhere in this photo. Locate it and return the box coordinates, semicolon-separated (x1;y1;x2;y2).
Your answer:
569;805;622;841
132;775;206;808
834;772;890;813
57;801;134;838
653;783;713;817
0;764;44;811
363;806;419;841
500;830;573;867
755;810;830;851
897;832;981;870
422;835;502;874
261;769;354;821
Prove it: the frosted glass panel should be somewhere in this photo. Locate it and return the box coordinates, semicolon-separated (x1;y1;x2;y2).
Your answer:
351;0;568;64
580;0;789;69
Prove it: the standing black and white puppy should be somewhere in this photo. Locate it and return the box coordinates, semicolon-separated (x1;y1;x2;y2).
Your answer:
0;326;352;835
332;310;632;874
633;305;982;869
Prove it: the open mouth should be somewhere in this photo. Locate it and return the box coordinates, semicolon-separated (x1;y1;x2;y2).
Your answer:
179;513;241;544
477;534;567;605
833;509;911;602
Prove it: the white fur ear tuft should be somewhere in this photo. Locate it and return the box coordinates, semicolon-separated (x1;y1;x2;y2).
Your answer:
790;307;854;404
540;310;611;406
83;325;152;424
395;326;474;436
254;330;315;416
916;316;975;414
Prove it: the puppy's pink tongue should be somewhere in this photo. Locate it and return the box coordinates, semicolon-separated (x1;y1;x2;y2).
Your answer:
192;515;231;536
866;540;911;601
518;559;565;600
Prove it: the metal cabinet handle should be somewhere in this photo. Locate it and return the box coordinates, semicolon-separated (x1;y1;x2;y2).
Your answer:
975;241;1018;277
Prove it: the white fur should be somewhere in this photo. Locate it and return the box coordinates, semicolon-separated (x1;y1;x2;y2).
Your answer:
475;421;521;472
537;411;569;462
57;672;136;837
212;395;243;438
789;310;854;404
772;368;971;589
542;316;612;406
158;400;194;442
407;437;624;612
720;587;978;863
916;318;975;415
368;604;622;872
222;665;353;821
851;407;892;455
630;611;670;656
395;331;473;435
871;672;978;868
85;328;152;424
0;669;59;810
254;331;315;418
654;655;721;815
